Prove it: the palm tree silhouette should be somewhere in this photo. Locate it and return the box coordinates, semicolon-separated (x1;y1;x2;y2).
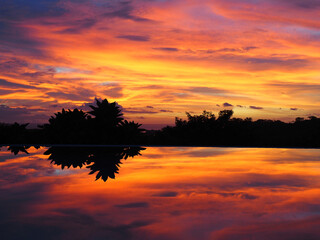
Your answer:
88;99;123;127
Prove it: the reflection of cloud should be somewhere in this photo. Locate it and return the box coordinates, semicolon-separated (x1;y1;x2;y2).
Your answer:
210;217;320;240
213;192;258;200
1;147;320;240
242;173;308;188
182;148;233;158
115;202;149;208
152;191;179;197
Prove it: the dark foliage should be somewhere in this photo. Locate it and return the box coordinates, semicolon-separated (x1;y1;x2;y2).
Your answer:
0;122;29;144
40;108;89;144
38;98;143;144
1;98;320;147
152;111;320;147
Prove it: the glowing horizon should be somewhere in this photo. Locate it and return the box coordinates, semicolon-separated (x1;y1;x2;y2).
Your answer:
1;0;320;128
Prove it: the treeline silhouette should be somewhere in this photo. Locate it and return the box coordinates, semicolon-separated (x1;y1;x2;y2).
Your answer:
151;110;320;147
1;98;320;147
0;99;144;144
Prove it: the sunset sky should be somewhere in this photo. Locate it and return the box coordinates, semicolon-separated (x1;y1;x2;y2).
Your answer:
1;0;320;128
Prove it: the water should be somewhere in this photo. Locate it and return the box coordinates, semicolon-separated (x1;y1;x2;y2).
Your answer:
0;146;320;240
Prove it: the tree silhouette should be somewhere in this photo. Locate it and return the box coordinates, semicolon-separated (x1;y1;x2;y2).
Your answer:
217;110;233;122
86;98;145;144
40;108;89;143
0;122;29;143
119;120;145;143
88;99;123;127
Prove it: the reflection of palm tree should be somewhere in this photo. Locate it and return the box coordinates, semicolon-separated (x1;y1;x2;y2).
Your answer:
44;146;146;181
44;147;89;169
7;146;30;155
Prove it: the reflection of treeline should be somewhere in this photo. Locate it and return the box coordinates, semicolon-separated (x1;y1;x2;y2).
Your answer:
1;145;145;181
1;98;320;147
44;146;145;181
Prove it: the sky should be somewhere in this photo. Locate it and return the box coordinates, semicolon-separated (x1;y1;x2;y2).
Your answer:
0;0;320;128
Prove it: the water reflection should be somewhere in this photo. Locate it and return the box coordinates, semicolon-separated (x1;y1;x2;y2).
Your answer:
44;146;146;181
0;146;320;240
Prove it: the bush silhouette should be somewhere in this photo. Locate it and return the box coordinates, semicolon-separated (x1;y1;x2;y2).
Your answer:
0;122;29;144
40;108;89;143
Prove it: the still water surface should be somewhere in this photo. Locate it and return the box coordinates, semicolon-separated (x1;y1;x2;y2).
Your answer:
0;146;320;240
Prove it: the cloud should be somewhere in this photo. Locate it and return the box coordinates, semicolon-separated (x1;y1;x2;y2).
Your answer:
102;1;152;22
0;22;47;56
250;106;264;110
0;0;65;21
185;87;230;96
0;79;37;89
116;35;150;41
210;0;320;29
22;69;56;79
290;108;298;111
0;89;24;95
123;107;158;114
223;102;233;107
277;0;320;9
0;58;29;73
268;82;320;92
46;87;96;101
99;82;123;98
160;109;173;113
206;46;258;53
56;18;97;34
153;47;179;52
0;105;48;123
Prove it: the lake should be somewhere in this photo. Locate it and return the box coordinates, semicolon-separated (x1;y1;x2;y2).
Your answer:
0;146;320;240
